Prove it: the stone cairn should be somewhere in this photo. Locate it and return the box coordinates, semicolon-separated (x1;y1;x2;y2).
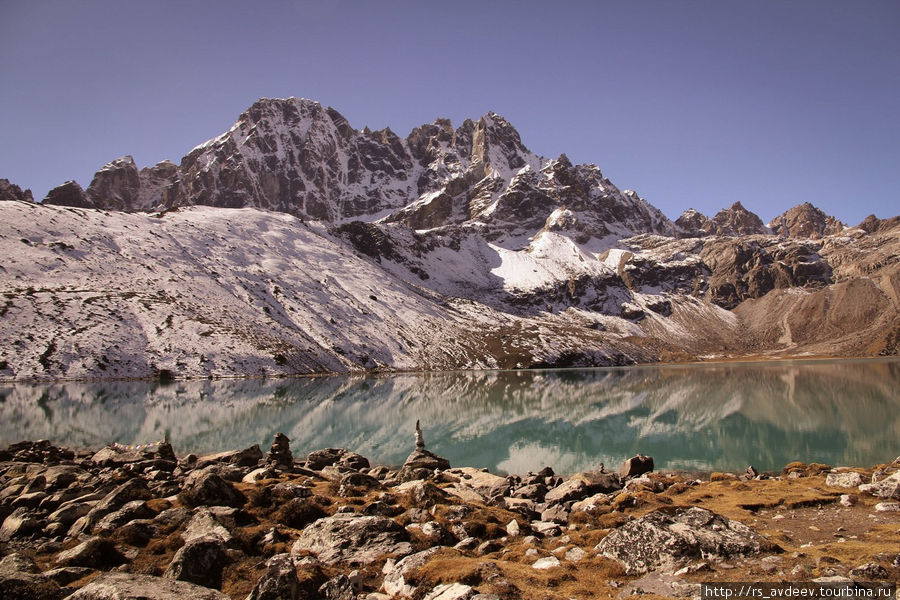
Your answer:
266;432;293;469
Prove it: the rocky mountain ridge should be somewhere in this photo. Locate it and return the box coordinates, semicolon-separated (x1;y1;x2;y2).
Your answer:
1;97;898;380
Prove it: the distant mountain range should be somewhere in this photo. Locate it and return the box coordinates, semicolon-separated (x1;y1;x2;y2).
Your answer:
1;97;897;380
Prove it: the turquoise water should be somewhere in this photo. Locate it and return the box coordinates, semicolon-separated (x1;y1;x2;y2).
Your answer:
1;358;898;474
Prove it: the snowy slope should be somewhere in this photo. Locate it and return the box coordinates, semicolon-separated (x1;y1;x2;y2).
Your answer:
1;200;668;380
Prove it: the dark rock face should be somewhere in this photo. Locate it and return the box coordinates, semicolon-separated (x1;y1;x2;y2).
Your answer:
699;238;832;309
595;506;780;574
770;203;843;239
43;180;92;208
0;179;34;203
702;202;768;236
290;514;412;565
85;156;142;212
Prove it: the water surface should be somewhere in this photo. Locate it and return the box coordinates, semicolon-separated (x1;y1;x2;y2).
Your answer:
1;358;897;474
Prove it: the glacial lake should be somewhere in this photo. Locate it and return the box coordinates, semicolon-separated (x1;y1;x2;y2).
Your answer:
1;358;898;474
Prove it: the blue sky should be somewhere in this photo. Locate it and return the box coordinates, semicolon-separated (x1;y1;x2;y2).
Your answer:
1;0;897;224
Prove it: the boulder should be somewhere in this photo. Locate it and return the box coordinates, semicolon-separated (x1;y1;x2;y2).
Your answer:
0;553;40;575
179;468;246;508
305;448;348;470
531;556;561;570
382;547;441;597
338;452;371;471
318;574;357;600
291;514;412;565
397;480;449;507
446;468;508;502
48;501;93;527
338;472;381;497
55;537;126;569
64;572;230;600
825;472;864;488
181;508;233;544
595;506;779;574
245;553;301;600
423;583;476;600
544;479;590;505
849;562;889;580
0;507;43;541
43;465;85;489
197;444;263;468
163;535;229;589
859;471;900;499
619;454;654;478
95;500;155;532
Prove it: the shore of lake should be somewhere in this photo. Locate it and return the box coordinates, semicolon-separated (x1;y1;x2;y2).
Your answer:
1;435;898;600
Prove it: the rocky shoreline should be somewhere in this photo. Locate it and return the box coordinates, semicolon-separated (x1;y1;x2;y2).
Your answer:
1;431;898;600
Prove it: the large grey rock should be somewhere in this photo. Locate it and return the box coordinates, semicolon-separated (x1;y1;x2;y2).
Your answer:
0;552;64;600
64;572;230;600
544;479;591;505
0;553;40;575
338;472;381;497
595;506;779;574
305;448;348;470
181;508;233;544
69;478;151;536
0;507;43;541
43;465;85;489
423;583;476;600
291;514;412;565
197;444;263;468
55;536;126;569
382;547;441;597
318;574;357;600
859;471;900;499
825;472;864;488
95;500;154;532
163;535;229;589
446;468;508;502
245;553;301;600
180;468;247;508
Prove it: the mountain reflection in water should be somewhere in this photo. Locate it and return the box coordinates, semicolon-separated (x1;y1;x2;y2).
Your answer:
1;358;897;473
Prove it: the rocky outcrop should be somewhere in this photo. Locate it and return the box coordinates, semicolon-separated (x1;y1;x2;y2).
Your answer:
702;202;768;236
290;514;412;565
43;180;92;208
770;203;843;239
0;179;33;203
674;208;709;237
595;506;780;574
85;156;143;212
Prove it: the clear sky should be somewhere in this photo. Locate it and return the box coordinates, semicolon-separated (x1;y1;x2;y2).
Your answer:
1;0;897;225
